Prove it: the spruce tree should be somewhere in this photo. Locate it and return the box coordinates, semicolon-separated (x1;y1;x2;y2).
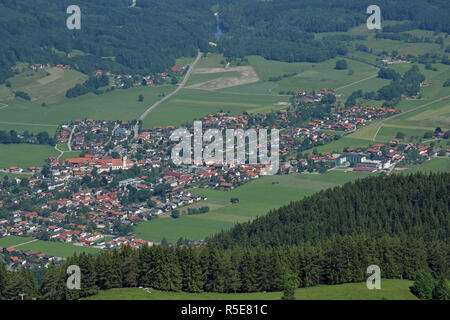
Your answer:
0;263;8;299
40;262;65;300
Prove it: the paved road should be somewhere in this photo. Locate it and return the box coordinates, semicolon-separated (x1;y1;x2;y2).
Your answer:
133;50;203;139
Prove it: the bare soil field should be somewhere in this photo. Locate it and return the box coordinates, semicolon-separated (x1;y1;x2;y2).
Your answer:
187;66;260;90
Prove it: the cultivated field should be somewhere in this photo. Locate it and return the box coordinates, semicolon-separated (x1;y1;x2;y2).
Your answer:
186;66;259;90
186;71;241;86
83;279;417;300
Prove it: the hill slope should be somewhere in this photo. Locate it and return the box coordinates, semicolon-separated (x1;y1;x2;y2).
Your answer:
210;173;450;248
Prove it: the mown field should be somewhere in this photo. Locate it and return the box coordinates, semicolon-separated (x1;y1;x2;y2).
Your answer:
133;171;371;243
83;279;417;300
0;144;59;169
0;235;100;258
142;88;288;128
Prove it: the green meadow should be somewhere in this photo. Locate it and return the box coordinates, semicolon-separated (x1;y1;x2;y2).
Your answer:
246;55;380;94
133;171;371;243
397;157;450;174
0;236;100;258
0;84;176;133
142;88;288;128
0;144;59;169
83;279;417;300
0;235;34;248
195;53;226;68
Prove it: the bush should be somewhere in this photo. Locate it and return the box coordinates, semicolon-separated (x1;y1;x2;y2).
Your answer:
15;91;31;100
396;132;405;139
171;210;180;219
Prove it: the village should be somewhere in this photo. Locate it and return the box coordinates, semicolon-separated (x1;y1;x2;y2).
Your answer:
1;88;448;270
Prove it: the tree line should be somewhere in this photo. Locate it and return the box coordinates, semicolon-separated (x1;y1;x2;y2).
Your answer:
65;75;109;98
0;233;448;300
0;130;56;146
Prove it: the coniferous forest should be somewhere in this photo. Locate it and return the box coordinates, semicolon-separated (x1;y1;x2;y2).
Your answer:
0;173;448;300
1;0;449;84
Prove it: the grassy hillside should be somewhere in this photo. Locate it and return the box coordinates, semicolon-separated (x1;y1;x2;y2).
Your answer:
133;171;371;243
82;279;417;300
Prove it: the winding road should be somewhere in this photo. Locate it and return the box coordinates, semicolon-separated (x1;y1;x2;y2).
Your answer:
133;50;203;139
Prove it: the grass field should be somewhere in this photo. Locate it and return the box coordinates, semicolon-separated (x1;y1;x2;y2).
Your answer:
195;53;226;68
0;235;34;248
0;144;59;169
0;236;100;258
305;136;383;154
133;171;371;243
142;88;288;128
0;68;88;104
385;99;450;133
246;55;380;94
83;279;417;300
0;84;176;133
396;157;450;174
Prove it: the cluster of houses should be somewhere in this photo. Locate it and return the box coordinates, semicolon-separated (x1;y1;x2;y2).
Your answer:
289;140;440;174
381;55;410;65
0;246;62;270
295;88;343;104
56;119;133;153
93;64;185;88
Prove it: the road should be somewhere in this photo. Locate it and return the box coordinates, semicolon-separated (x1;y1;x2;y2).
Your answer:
133;50;203;139
67;125;77;152
55;124;77;160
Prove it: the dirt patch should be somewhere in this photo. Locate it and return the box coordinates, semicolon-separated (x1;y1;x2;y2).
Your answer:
187;66;260;90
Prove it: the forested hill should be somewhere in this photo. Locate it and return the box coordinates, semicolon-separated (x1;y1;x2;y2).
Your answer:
209;173;450;248
0;0;215;83
1;0;450;84
219;0;450;61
